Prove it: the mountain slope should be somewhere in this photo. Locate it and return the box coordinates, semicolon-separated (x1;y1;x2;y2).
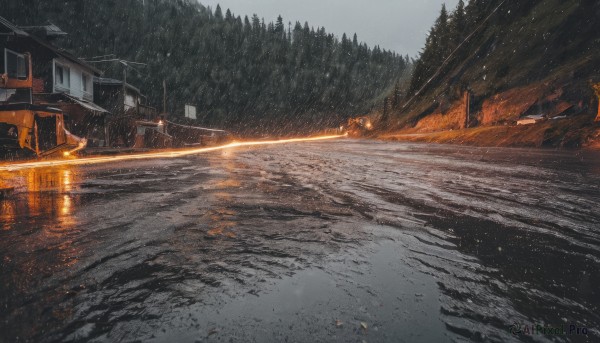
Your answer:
387;0;600;147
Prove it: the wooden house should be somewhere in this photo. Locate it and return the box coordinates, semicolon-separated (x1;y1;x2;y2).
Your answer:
94;77;157;119
0;16;110;147
94;77;161;147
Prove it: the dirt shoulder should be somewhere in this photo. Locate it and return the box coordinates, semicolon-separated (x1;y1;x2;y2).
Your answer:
378;116;600;149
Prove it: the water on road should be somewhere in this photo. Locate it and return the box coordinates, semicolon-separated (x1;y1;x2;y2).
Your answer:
1;140;599;342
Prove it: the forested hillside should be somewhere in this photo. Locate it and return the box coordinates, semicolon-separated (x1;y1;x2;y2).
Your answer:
384;0;600;147
3;0;410;134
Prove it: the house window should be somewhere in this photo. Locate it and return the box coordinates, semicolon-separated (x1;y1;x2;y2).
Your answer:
4;49;27;80
82;73;88;92
54;62;70;89
124;93;136;109
81;72;93;100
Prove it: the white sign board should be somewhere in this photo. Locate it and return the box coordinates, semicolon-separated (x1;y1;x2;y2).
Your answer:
185;104;197;119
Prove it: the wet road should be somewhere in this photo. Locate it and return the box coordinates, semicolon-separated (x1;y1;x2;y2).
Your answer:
1;139;599;342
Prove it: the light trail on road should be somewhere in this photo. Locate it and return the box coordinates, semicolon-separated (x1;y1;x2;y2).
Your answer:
0;134;346;172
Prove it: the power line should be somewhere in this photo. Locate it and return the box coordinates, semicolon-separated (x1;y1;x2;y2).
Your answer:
83;58;147;66
402;0;507;111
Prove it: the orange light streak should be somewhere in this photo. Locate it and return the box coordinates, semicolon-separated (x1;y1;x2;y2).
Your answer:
64;139;88;157
0;134;346;172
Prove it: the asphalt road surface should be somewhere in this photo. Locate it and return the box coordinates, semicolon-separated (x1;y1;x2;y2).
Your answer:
1;139;599;342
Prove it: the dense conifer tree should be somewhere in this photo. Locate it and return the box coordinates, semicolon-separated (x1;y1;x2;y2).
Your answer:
450;0;467;49
4;0;409;133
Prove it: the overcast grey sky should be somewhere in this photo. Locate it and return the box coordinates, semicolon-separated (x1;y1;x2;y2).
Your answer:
199;0;459;57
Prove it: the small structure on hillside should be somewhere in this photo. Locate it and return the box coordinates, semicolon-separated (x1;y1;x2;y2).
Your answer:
517;114;546;126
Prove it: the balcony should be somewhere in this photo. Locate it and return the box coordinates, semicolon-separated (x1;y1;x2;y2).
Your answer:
138;103;158;120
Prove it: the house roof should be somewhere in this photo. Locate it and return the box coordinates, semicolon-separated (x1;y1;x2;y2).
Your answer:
61;94;110;115
34;93;110;116
27;34;102;75
18;23;67;37
94;77;142;95
0;15;101;75
0;16;28;36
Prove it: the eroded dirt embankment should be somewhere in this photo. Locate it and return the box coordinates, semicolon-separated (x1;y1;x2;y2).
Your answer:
380;0;600;150
378;81;600;149
378;119;600;149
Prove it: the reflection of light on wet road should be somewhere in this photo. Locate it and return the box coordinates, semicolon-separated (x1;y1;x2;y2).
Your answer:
62;170;72;192
1;201;16;230
0;166;78;227
206;155;242;239
1;139;600;342
61;195;71;216
0;134;346;171
0;165;81;334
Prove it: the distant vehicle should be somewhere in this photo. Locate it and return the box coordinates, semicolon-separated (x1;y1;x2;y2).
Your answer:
346;116;374;137
0;52;86;157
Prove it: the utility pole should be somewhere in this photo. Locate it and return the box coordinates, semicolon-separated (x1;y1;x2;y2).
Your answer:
464;89;471;129
593;83;600;122
163;79;167;118
123;63;127;114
